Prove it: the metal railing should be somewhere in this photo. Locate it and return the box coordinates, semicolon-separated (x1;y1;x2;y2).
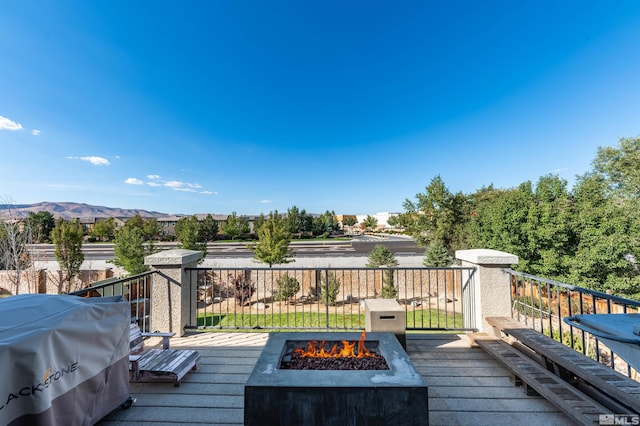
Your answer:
70;271;157;332
506;269;640;378
185;266;476;331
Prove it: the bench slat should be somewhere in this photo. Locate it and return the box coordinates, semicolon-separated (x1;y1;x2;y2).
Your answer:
487;316;640;412
473;334;608;426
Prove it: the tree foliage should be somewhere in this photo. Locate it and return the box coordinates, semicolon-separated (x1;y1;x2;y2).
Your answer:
248;211;294;267
400;137;640;299
92;217;116;242
25;211;55;243
362;215;378;231
0;202;33;294
51;218;84;293
199;214;219;241
221;212;250;240
175;216;207;258
366;244;398;299
111;225;154;275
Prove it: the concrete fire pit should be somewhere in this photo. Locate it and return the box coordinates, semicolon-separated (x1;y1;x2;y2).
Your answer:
244;332;428;426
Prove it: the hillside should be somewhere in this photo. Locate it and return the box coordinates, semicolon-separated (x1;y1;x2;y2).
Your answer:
0;202;168;219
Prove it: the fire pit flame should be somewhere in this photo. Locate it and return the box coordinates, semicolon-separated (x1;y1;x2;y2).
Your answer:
293;330;379;359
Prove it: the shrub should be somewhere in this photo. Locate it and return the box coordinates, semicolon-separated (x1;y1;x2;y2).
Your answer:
381;270;397;299
274;274;300;303
320;272;340;306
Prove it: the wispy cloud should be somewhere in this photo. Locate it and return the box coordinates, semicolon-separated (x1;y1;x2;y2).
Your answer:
126;175;215;195
125;178;144;185
554;168;568;173
31;129;41;136
66;156;110;166
260;199;273;204
0;115;23;131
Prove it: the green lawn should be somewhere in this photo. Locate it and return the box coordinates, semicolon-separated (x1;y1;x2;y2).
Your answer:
196;309;463;330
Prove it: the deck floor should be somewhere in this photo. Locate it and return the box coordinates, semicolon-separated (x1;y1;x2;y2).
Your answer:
99;333;574;425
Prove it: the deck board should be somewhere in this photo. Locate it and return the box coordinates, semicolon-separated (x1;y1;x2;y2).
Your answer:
99;333;574;426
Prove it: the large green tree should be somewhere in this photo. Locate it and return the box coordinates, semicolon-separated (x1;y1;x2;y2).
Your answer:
51;218;84;293
403;175;470;255
248;211;294;267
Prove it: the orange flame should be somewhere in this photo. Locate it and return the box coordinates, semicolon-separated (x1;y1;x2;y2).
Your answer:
293;331;379;359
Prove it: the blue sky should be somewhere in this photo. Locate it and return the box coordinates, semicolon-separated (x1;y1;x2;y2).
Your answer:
1;1;640;216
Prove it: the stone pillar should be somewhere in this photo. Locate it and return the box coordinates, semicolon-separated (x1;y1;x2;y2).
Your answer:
144;249;203;336
455;249;518;333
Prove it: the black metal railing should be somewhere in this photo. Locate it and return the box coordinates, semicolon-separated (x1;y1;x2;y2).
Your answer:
185;266;475;331
70;271;157;332
506;268;640;378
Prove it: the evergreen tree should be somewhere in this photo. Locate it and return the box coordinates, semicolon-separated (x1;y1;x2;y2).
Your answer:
111;225;153;275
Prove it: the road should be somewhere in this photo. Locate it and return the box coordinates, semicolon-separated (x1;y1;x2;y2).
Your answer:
29;235;425;261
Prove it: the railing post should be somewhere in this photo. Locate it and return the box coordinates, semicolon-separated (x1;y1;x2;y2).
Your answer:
455;249;518;333
144;249;203;336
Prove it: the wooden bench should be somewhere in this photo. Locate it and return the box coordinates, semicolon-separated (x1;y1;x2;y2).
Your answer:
471;333;609;426
129;323;200;386
486;316;640;414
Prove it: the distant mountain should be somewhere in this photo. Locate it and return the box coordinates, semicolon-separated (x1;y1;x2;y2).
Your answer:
0;202;168;220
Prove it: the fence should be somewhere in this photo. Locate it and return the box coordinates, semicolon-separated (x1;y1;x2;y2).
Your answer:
70;271;156;332
184;266;475;331
506;268;640;378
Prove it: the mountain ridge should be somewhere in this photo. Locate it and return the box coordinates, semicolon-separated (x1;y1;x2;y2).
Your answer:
0;202;169;220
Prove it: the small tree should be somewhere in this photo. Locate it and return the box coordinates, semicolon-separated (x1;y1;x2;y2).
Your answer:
111;225;154;275
273;274;300;303
176;216;207;258
320;272;340;306
199;214;219;241
92;217;116;242
142;217;161;240
423;240;451;267
362;215;378;231
248;211;294;267
222;212;250;240
51;218;84;293
0;211;33;294
366;244;398;299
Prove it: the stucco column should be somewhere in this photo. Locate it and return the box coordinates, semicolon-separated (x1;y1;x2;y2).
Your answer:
144;249;203;335
455;249;518;333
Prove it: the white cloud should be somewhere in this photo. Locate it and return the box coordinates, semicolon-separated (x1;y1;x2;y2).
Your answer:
147;182;161;187
66;156;110;166
147;174;161;180
31;129;41;136
0;115;23;131
125;178;144;185
260;199;273;204
200;190;217;195
115;155;121;159
164;180;202;191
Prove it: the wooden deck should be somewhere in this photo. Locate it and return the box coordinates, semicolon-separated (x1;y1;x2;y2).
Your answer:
99;333;574;426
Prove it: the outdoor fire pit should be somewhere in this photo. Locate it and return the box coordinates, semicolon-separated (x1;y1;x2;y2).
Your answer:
244;332;428;426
